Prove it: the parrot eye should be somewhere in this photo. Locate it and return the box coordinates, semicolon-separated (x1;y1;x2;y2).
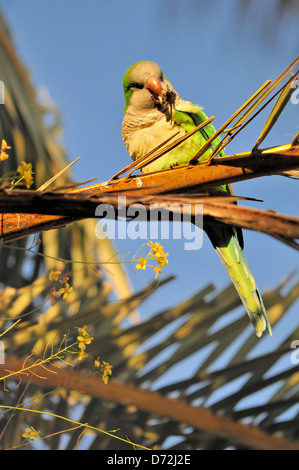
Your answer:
129;82;144;90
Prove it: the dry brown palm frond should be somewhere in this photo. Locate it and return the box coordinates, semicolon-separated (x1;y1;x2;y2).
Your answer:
0;180;299;249
0;10;132;301
1;271;299;450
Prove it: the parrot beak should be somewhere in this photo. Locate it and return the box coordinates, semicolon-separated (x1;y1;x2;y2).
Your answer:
146;76;163;104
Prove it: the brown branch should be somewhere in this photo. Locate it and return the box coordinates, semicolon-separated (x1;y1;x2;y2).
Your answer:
0;190;299;248
1;355;298;450
0;143;298;244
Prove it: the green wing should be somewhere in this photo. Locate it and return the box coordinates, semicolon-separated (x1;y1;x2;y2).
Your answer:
174;100;225;158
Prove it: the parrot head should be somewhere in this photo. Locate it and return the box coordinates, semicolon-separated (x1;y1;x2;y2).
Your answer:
122;61;176;114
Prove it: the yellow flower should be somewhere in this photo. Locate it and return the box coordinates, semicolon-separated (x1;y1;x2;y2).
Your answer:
135;242;169;278
0;139;11;161
59;282;73;299
157;252;168;268
77;334;94;350
0;152;9;162
153;267;162;278
22;426;40;441
147;241;168;264
102;363;112;383
17;161;34;188
94;359;101;368
77;350;89;361
102;373;109;385
147;241;169;275
48;270;61;281
136;257;147;270
1;140;11;151
147;241;163;256
77;326;94;351
102;361;113;376
76;325;89;337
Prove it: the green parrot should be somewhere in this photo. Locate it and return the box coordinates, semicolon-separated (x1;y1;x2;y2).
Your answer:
122;60;271;337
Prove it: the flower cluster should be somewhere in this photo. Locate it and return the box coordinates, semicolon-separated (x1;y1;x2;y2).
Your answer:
76;325;94;361
135;257;147;271
48;270;73;305
75;326;112;383
0;141;34;190
136;241;169;278
17;161;34;188
0;139;11;161
94;358;113;384
22;426;41;441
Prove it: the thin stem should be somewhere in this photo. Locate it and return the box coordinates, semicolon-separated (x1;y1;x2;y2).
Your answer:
0;405;150;450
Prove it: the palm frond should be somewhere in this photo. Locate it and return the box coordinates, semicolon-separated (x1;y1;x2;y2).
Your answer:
0;10;132;300
1;274;299;449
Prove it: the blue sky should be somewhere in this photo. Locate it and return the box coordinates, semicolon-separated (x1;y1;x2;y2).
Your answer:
0;1;298;362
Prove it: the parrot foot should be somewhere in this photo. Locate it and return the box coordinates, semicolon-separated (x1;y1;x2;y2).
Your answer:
169;162;180;170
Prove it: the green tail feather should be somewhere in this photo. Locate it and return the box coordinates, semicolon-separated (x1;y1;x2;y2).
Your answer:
206;224;272;337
